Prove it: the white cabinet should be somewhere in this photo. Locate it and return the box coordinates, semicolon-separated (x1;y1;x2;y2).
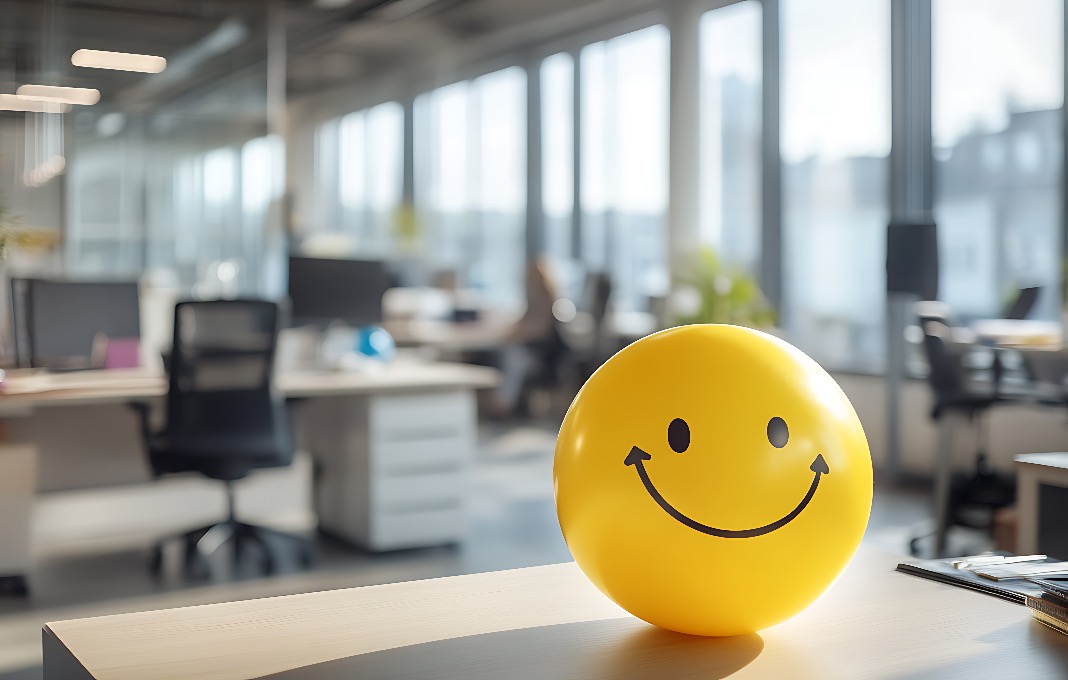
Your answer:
0;445;36;583
306;390;476;551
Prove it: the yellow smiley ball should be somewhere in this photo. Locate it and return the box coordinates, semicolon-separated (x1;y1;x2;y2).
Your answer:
554;324;872;636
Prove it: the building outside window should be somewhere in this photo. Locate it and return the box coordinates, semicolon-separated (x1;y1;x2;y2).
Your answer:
933;0;1064;322
781;0;891;370
700;0;762;276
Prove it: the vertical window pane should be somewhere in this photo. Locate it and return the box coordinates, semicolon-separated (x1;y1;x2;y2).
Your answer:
473;67;527;310
580;41;608;272
581;25;669;311
366;102;403;255
934;0;1063;320
542;53;574;269
415;71;526;311
339;112;367;214
782;0;890;368
422;81;470;271
700;1;762;274
203;147;238;262
241;135;282;291
314;119;340;232
366;102;403;213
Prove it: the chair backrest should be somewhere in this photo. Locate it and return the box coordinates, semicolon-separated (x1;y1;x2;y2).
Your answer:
1004;286;1041;320
165;300;288;454
584;272;612;326
917;317;967;406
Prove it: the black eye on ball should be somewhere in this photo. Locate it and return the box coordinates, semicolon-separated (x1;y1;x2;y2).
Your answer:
767;417;789;448
667;418;690;453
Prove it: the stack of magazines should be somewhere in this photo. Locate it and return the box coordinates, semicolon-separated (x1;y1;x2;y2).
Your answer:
1025;578;1068;635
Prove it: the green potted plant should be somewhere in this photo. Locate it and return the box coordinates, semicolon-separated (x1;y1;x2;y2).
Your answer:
0;194;60;258
672;246;776;330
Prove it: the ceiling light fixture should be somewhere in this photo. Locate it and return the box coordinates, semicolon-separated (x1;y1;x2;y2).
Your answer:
71;49;166;73
0;94;70;113
16;84;100;106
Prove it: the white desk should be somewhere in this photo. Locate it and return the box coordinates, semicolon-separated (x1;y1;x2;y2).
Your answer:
42;545;1068;679
0;362;498;583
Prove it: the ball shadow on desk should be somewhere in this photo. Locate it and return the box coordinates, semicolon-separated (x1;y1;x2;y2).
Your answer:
262;617;763;680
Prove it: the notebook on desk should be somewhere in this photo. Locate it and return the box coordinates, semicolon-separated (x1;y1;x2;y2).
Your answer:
896;553;1059;604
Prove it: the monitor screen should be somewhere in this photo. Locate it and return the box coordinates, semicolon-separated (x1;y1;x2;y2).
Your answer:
287;256;390;326
25;279;141;369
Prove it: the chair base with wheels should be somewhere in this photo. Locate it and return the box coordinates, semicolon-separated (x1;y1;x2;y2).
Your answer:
148;481;315;579
0;575;29;596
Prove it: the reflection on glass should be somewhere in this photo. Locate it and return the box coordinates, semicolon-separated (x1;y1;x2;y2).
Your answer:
700;1;762;274
934;0;1063;321
782;0;890;369
581;25;669;312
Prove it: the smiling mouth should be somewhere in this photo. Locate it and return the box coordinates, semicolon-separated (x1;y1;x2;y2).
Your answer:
623;447;830;538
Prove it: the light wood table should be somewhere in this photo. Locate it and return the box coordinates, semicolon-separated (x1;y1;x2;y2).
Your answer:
42;546;1068;679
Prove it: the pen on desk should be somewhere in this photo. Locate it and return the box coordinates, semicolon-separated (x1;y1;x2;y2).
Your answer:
953;555;1047;570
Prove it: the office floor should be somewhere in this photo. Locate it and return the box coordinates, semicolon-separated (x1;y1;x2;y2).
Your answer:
0;419;982;680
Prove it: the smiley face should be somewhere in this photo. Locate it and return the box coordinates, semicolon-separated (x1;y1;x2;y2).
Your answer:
624;415;829;538
554;325;872;636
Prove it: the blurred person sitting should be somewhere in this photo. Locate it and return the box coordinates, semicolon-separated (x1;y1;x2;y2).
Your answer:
489;259;566;417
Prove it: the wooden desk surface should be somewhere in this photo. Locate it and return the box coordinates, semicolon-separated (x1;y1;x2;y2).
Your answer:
0;362;498;412
43;546;1068;680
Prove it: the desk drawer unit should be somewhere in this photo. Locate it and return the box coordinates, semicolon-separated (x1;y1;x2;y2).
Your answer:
310;390;476;551
0;445;36;578
367;392;473;550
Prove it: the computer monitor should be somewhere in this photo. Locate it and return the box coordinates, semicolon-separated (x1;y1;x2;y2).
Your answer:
20;279;141;369
287;256;390;327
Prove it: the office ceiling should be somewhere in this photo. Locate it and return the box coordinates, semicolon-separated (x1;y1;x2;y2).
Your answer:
0;0;648;114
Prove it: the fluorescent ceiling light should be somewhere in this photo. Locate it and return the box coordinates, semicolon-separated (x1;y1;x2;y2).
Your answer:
16;84;100;106
72;49;166;73
0;94;70;113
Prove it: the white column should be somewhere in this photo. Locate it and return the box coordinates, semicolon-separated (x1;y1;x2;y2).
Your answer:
666;1;703;324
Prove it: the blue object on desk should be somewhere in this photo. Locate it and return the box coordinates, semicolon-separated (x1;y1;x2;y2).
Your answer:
356;326;396;362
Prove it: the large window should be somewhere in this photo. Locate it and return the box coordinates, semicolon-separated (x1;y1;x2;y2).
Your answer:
782;0;891;369
934;0;1063;321
241;135;284;290
700;1;762;273
580;25;670;312
339;103;404;255
417;67;527;311
311;102;403;256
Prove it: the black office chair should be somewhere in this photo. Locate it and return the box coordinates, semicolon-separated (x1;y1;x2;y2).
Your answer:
134;299;313;576
1004;286;1041;320
517;321;574;417
912;317;1018;555
569;271;613;381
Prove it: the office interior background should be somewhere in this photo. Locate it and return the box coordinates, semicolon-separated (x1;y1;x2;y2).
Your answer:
2;0;1068;677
